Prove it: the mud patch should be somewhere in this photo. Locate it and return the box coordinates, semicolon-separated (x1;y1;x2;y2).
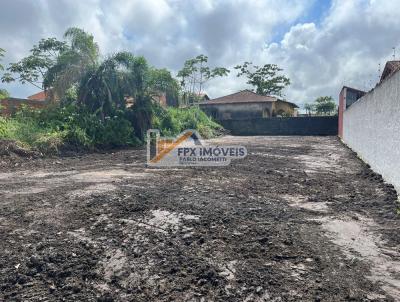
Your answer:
69;169;149;182
0;136;399;301
70;183;118;198
103;249;128;281
217;260;237;281
282;194;328;212
138;209;199;234
321;216;400;298
1;186;48;196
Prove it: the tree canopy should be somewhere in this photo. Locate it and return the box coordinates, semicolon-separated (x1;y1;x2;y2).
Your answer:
0;89;9;100
303;103;314;116
0;48;5;71
0;48;9;99
314;96;336;116
234;62;290;96
2;38;68;89
0;28;228;148
147;68;180;106
177;54;229;104
44;28;100;101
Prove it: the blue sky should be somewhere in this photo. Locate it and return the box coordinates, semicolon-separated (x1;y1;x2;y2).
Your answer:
300;0;332;24
1;0;399;107
271;0;332;44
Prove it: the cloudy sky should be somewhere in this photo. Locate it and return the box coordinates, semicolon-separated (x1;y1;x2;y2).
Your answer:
1;0;399;108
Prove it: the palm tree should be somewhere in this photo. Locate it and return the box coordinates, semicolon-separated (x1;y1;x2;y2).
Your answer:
76;52;149;119
43;27;99;101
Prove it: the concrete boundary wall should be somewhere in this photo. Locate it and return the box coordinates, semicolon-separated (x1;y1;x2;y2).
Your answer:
219;116;338;136
343;70;400;192
0;98;49;116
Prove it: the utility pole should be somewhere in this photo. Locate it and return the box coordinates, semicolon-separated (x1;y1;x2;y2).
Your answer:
393;47;396;60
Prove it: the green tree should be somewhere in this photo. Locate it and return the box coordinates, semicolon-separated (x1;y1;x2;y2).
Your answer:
1;28;204;140
2;38;67;89
234;62;290;96
304;103;315;116
1;27;98;101
178;55;229;105
0;89;9;99
127;94;154;140
77;52;148;119
43;27;99;101
147;68;180;107
314;96;336;116
0;48;5;71
0;48;10;99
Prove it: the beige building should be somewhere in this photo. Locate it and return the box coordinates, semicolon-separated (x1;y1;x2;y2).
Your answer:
199;90;298;120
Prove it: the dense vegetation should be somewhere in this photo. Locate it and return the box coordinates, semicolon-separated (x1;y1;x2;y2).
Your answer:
154;106;222;138
0;28;223;154
0;104;221;154
0;48;9;99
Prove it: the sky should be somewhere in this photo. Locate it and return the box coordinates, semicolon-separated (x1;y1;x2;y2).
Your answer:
1;0;399;108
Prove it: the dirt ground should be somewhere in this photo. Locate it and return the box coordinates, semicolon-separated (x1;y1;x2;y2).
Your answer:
1;136;400;302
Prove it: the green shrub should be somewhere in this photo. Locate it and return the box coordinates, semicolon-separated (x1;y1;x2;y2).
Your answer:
34;131;65;154
94;116;135;147
64;126;92;148
0;117;14;138
0;115;44;147
0;102;222;155
155;107;222;138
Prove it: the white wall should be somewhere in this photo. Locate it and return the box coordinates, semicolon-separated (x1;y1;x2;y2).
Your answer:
343;70;400;192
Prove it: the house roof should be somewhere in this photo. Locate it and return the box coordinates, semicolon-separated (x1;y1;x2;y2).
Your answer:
201;90;277;105
341;86;366;94
380;61;400;83
276;99;299;108
200;90;298;108
27;91;48;101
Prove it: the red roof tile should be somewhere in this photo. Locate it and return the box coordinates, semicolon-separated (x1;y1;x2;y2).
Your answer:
200;90;298;108
201;90;277;105
27;91;48;101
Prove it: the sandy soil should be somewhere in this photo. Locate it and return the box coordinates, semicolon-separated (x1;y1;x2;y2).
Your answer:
0;136;399;301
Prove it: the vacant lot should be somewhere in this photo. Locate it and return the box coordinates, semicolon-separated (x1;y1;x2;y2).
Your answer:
0;136;399;301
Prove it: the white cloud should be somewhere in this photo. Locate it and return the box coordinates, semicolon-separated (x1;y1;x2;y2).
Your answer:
260;0;400;107
1;0;399;109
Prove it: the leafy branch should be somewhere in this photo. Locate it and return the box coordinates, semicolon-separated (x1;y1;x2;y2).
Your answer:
234;62;290;96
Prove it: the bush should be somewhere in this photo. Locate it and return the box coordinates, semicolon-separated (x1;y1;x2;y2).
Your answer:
0;102;223;155
63;126;91;148
94;116;135;147
0;104;140;154
155;107;222;138
34;131;65;154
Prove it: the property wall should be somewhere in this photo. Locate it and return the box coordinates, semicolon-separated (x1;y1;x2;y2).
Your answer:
343;70;400;192
219;116;338;136
339;87;366;138
200;103;273;120
338;88;345;138
0;98;49;116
